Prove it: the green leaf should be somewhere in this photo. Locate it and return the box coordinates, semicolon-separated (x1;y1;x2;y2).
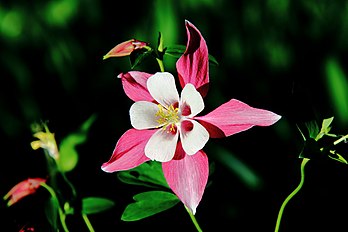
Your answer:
208;54;219;66
82;197;115;215
316;116;337;140
45;197;59;231
304;120;319;141
299;138;322;159
117;161;169;188
164;44;219;65
121;191;179;221
130;49;152;69
164;45;186;58
328;151;348;164
58;114;96;172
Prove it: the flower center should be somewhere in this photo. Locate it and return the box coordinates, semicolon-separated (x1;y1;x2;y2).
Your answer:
155;104;180;132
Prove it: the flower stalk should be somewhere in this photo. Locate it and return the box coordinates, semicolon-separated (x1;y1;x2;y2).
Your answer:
274;158;309;232
185;206;203;232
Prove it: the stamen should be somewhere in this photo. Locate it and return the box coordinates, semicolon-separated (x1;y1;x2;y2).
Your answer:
155;104;179;132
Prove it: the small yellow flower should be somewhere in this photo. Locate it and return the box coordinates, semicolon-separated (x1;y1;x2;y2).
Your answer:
31;124;59;160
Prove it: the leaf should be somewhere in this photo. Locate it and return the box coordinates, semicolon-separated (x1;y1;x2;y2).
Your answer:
299;138;322;159
328;151;348;164
45;197;59;231
82;197;115;215
164;45;186;58
57;114;96;172
121;191;179;221
316;116;338;140
165;44;219;65
304;120;319;141
117;161;169;189
130;49;152;69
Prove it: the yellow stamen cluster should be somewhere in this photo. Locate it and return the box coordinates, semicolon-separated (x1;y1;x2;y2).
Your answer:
155;104;179;132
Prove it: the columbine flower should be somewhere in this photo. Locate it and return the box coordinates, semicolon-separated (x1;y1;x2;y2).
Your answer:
103;39;148;60
102;20;281;214
31;124;59;160
3;178;46;207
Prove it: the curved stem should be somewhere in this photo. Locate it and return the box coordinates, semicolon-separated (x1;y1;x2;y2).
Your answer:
40;183;69;232
185;206;203;232
156;58;165;72
82;213;95;232
274;158;309;232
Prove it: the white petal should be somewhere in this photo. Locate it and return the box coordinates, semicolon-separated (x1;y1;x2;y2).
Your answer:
147;72;180;108
130;101;161;129
180;120;209;155
180;84;204;117
145;129;179;162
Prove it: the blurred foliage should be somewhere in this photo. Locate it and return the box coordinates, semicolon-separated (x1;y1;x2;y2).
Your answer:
2;0;348;231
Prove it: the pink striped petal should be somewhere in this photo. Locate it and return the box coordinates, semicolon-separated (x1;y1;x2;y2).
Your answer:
118;71;154;102
162;146;209;215
176;20;209;97
101;129;155;172
195;99;282;138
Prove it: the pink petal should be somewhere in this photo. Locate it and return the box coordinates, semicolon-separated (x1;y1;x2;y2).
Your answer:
118;71;154;102
176;20;209;97
195;99;282;138
101;129;155;172
162;145;209;215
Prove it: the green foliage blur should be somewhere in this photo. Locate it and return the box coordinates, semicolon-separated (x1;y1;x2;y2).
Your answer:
1;0;348;231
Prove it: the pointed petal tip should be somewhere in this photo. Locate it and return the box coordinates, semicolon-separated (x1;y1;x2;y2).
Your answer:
100;163;113;173
272;113;282;125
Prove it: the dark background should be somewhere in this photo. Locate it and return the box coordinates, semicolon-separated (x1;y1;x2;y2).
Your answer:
1;0;348;231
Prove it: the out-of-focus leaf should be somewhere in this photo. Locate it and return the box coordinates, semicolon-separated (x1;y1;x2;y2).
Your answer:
82;197;115;215
45;197;59;231
210;145;262;190
58;114;96;172
121;191;179;221
117;161;168;189
325;58;348;126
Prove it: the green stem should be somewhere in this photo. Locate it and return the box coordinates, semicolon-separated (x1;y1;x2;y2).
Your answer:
40;183;69;232
156;58;165;72
333;133;348;145
274;158;309;232
185;206;203;232
82;213;95;232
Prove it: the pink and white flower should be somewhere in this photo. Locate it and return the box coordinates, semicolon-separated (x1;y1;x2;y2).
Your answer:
102;20;281;214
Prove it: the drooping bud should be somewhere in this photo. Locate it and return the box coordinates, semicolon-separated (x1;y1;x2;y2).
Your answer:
103;39;148;60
